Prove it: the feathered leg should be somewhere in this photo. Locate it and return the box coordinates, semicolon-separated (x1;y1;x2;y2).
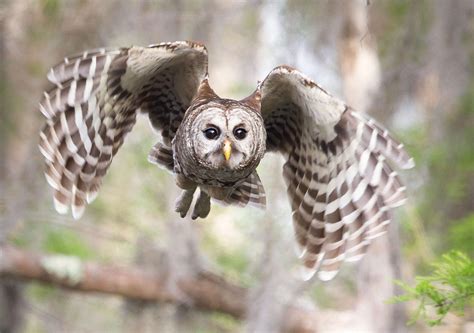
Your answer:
175;174;197;218
192;189;211;220
175;188;196;218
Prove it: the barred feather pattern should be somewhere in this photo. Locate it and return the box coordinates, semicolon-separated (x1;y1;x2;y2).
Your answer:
141;69;187;146
38;42;208;219
220;171;266;209
273;107;411;280
210;171;266;209
261;66;414;281
39;48;133;219
148;142;174;172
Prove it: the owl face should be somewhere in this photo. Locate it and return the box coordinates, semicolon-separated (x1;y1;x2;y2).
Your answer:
192;103;265;170
174;100;266;185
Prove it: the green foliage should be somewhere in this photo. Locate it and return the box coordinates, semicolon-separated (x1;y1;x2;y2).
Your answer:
29;284;57;301
391;251;474;326
209;312;240;332
401;85;474;256
378;0;432;60
215;250;248;279
41;0;60;18
203;231;252;286
449;214;474;255
387;0;409;20
43;229;94;260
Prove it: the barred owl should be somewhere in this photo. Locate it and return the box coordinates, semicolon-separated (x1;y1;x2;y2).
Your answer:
38;41;414;280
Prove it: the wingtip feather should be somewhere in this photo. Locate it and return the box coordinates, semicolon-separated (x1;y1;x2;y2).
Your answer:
86;191;99;204
403;157;415;169
299;265;317;281
72;205;85;220
317;270;339;281
53;197;69;215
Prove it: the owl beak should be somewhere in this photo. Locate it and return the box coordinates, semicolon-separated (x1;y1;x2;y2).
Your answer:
223;140;232;161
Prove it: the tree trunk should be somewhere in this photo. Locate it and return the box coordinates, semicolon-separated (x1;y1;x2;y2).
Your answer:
339;1;406;332
0;280;24;333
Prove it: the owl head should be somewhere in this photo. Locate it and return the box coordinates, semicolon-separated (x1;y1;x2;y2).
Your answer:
174;79;266;183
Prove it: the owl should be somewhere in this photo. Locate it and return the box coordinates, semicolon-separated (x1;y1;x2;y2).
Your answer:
38;41;414;280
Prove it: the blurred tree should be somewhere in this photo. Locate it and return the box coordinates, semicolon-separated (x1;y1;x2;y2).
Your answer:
0;281;24;333
338;1;406;332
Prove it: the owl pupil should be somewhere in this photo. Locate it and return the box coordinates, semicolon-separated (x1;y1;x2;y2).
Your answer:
204;127;220;140
233;127;247;140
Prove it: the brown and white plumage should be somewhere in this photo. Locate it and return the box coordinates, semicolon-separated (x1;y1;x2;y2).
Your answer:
39;41;207;219
37;41;413;281
260;66;414;280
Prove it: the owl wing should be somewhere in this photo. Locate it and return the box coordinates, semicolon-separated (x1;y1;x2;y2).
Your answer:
260;66;414;281
39;41;208;219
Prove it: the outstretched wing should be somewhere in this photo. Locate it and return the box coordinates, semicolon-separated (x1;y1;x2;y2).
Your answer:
38;41;208;219
260;66;414;281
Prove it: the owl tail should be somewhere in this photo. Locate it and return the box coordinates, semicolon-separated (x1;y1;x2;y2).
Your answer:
214;171;266;209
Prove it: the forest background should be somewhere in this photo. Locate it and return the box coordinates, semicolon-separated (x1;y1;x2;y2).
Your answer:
0;0;473;332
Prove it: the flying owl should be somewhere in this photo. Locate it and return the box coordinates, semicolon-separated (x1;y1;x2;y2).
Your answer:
38;41;414;280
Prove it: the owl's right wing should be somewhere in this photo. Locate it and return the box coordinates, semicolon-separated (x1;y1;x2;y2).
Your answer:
38;41;208;219
260;66;414;281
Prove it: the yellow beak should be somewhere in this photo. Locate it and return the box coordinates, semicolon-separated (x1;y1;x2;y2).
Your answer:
223;140;232;161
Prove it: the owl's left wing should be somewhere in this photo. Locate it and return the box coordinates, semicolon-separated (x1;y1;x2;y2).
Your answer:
260;66;414;281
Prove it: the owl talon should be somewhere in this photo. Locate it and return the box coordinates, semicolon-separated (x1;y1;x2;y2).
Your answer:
191;190;210;220
175;188;196;218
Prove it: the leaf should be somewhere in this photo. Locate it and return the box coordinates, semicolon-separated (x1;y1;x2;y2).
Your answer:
389;251;474;326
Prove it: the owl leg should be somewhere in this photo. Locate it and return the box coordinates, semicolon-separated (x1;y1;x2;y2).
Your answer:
191;189;211;220
175;187;196;218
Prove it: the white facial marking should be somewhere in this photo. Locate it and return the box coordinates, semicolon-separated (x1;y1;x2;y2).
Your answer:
192;105;256;169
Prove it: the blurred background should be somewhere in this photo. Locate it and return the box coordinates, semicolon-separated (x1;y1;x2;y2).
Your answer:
0;0;473;332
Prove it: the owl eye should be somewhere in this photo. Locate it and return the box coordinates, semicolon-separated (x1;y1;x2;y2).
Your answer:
203;127;220;140
233;127;247;140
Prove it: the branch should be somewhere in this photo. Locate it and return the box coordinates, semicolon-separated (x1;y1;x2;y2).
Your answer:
0;245;318;332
